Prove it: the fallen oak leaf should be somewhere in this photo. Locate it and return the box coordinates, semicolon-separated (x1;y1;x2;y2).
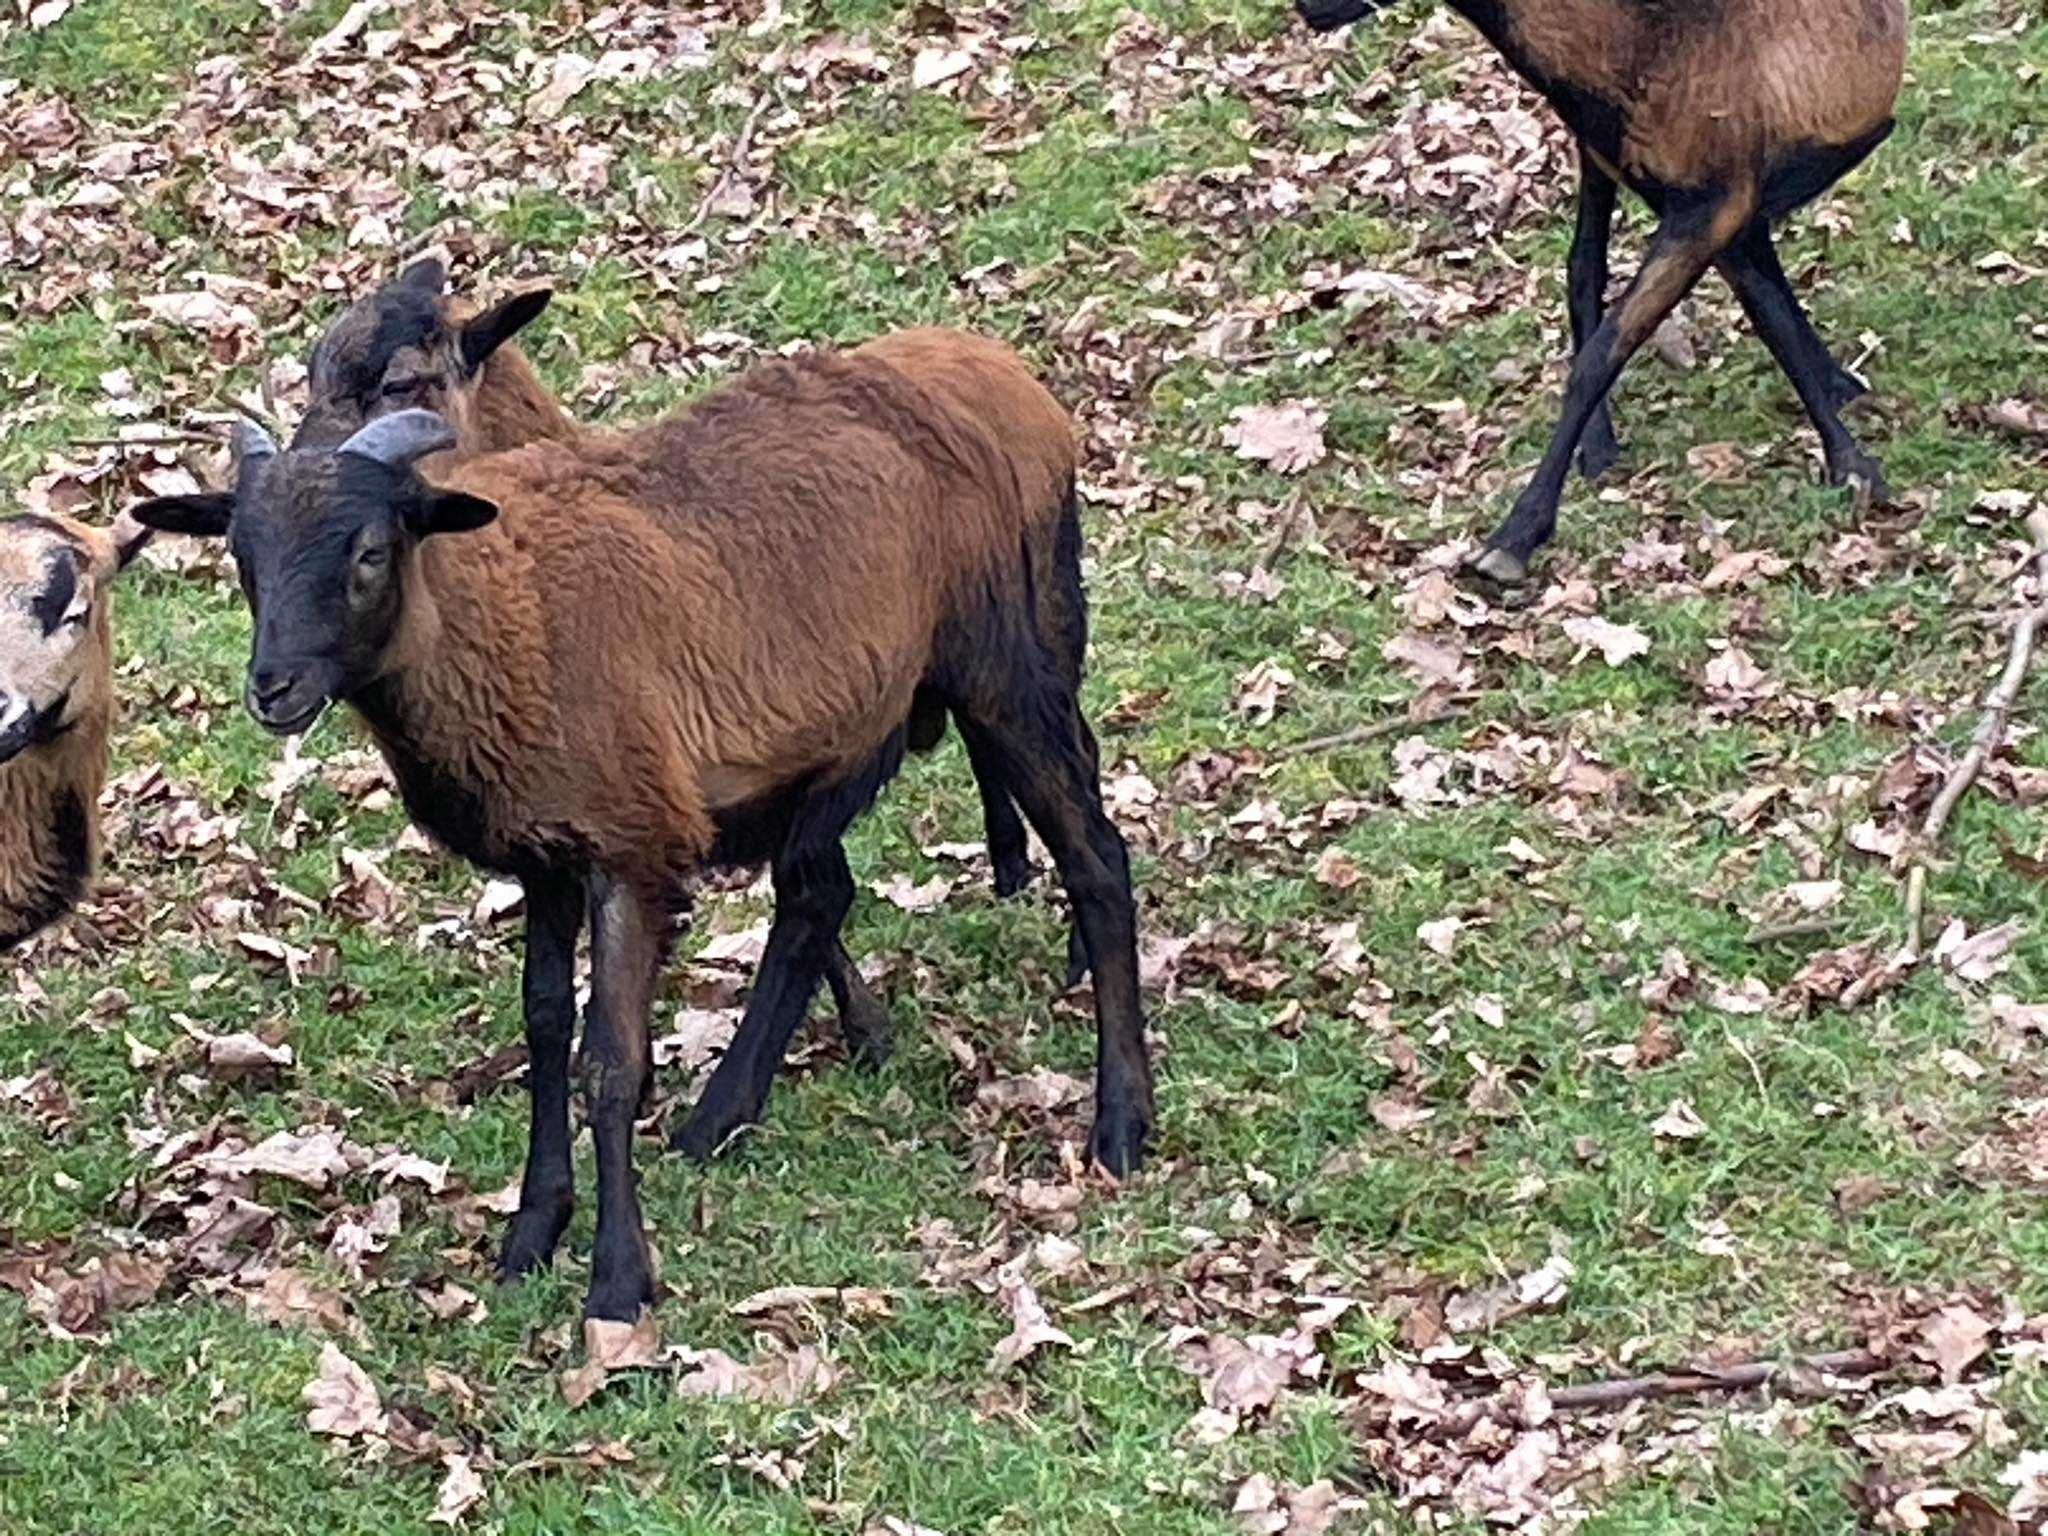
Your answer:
1917;1302;1994;1386
676;1344;842;1405
1224;402;1328;476
429;1453;486;1526
303;1343;386;1439
989;1277;1073;1375
203;1128;353;1190
561;1312;661;1408
1560;614;1651;667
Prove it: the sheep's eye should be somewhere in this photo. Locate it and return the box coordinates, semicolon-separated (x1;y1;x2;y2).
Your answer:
379;376;425;400
355;545;391;572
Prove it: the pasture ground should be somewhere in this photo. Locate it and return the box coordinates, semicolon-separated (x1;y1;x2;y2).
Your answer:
3;1;2047;1530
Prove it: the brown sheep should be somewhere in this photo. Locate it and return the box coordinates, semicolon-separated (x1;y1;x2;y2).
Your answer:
295;257;1094;1046
0;513;150;953
130;331;1154;1323
1299;0;1908;584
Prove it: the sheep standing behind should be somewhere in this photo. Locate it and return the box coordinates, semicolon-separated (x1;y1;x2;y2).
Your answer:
132;331;1152;1323
0;513;150;953
1300;0;1908;583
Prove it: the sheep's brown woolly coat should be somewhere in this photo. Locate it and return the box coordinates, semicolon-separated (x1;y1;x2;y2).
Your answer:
0;515;125;951
1455;0;1908;194
362;329;1076;903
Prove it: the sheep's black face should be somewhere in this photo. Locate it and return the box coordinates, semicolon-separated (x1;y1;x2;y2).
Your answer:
128;415;498;737
298;258;552;451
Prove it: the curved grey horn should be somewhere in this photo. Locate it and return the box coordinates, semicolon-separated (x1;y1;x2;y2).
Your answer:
336;409;458;469
231;419;279;464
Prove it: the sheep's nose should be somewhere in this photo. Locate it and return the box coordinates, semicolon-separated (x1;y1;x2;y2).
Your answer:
248;667;295;709
0;691;29;764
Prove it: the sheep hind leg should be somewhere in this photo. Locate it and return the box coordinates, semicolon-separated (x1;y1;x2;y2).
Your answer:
964;712;1095;990
1469;182;1754;587
958;714;1036;898
822;941;892;1070
952;670;1152;1176
1717;220;1888;501
498;872;583;1283
672;737;905;1162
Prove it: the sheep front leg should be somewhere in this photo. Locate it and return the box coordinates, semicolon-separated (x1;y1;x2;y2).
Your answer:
498;873;584;1282
582;875;659;1321
1470;181;1756;586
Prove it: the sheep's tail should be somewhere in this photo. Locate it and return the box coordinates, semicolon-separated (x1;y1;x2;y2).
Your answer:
1027;474;1087;693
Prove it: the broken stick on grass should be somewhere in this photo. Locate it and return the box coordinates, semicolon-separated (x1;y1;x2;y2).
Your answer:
1440;1348;1889;1436
1902;508;2048;960
1266;703;1472;764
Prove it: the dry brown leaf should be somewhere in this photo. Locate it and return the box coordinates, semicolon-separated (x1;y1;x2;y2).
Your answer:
676;1345;842;1405
303;1343;386;1439
1560;615;1651;667
988;1277;1073;1374
561;1312;661;1408
1224;402;1328;475
1918;1303;1994;1386
205;1128;352;1189
429;1453;486;1526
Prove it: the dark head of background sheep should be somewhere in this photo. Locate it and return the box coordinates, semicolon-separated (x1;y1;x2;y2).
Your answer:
294;257;568;453
132;329;1154;1324
1300;0;1908;584
0;512;150;953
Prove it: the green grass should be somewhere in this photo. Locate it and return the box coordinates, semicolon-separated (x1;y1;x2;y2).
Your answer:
4;1;2048;1532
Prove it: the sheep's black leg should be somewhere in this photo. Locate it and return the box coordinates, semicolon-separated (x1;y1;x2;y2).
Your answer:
1471;184;1754;586
499;873;583;1283
959;673;1153;1176
582;875;660;1321
1569;149;1622;483
958;714;1035;898
1723;224;1865;407
1717;220;1888;499
674;843;859;1160
673;740;901;1161
822;940;892;1069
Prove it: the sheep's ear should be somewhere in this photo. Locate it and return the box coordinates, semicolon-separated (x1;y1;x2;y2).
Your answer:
397;256;447;294
129;492;234;538
409;490;499;538
458;289;551;373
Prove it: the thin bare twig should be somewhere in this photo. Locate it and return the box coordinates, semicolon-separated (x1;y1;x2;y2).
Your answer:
679;88;778;237
1436;1348;1889;1437
67;430;223;450
1903;509;2048;959
1266;704;1471;764
1743;916;1845;945
1543;1348;1888;1414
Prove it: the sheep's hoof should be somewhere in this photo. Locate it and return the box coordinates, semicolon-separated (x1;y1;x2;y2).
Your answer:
582;1269;655;1325
670;1101;756;1163
1829;452;1890;510
1087;1105;1152;1180
991;852;1037;899
1062;928;1091;992
496;1197;572;1282
1462;544;1530;590
1577;416;1621;483
841;998;895;1072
